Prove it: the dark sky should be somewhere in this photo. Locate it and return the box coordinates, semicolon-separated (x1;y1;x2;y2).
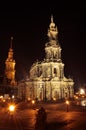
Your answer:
0;1;86;86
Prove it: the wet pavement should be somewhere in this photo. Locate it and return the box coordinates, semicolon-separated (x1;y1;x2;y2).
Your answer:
0;101;86;130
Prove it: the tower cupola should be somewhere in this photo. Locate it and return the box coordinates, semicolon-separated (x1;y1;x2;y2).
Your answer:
47;15;58;41
45;15;61;62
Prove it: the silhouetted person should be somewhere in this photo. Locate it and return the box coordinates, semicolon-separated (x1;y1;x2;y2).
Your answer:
34;107;47;130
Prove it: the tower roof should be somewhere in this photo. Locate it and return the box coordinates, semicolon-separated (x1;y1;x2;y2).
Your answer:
50;15;55;27
10;37;13;49
51;15;53;23
47;15;58;40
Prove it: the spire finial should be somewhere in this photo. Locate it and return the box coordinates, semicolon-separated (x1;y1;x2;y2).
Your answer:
10;36;13;49
51;15;53;23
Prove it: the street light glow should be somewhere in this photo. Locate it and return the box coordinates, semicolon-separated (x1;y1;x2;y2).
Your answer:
80;88;85;95
32;100;35;104
65;100;69;112
66;100;69;105
9;105;15;112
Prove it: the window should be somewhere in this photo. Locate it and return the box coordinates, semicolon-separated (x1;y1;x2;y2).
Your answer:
54;68;57;74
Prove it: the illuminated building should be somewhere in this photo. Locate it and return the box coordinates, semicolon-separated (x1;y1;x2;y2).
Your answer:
18;16;74;101
5;37;17;86
0;37;17;98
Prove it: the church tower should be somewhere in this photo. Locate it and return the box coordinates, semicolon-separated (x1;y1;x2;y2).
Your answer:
45;15;61;62
5;37;16;86
44;15;64;79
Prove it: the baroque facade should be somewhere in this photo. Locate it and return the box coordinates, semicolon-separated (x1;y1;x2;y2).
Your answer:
5;37;17;86
0;37;17;97
18;16;74;101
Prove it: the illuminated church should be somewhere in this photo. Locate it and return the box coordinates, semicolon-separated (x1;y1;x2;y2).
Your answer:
0;37;17;97
4;37;17;86
18;16;74;101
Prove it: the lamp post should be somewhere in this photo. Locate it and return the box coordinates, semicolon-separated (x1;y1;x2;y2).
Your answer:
31;100;35;109
8;104;15;117
66;100;69;112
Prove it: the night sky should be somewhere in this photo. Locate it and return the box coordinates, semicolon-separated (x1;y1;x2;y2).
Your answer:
0;1;86;87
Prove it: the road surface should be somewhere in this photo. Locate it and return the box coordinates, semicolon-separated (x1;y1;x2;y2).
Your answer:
0;101;86;130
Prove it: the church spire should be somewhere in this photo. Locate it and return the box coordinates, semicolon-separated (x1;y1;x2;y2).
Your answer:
10;36;13;49
51;15;53;23
5;37;16;86
47;15;58;40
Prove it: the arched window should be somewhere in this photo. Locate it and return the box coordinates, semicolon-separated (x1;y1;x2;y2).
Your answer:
54;68;57;74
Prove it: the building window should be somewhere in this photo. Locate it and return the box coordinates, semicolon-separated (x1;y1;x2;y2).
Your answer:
54;68;57;74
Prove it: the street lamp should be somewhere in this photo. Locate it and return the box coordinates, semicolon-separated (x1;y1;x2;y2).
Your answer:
31;100;35;104
31;100;35;109
9;105;15;112
65;100;69;112
8;104;15;117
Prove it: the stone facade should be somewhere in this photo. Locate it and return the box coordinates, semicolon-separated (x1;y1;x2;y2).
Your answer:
5;37;17;86
18;16;74;101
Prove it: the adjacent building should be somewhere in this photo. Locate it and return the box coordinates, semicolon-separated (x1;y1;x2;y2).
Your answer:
5;37;16;86
0;37;17;98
